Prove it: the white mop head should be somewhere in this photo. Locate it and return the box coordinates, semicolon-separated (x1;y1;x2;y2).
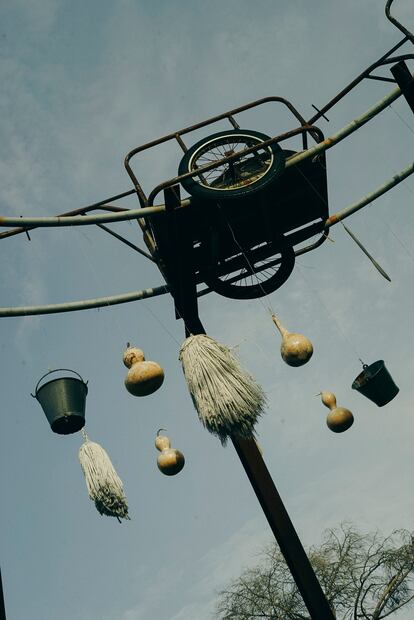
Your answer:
79;440;130;521
179;334;266;443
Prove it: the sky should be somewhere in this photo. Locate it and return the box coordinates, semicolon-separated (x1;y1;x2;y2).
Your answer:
1;1;414;619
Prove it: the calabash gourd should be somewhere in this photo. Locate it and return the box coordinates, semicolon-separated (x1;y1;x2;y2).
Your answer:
321;391;354;433
155;429;185;476
123;345;164;397
271;314;313;367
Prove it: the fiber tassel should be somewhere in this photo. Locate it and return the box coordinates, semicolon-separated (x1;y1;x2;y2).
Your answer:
79;431;130;521
179;334;266;443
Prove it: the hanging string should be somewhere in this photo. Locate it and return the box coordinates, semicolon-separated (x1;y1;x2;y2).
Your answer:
71;227;182;347
296;262;363;361
389;103;414;137
140;300;181;345
365;185;414;264
71;227;125;344
215;202;278;319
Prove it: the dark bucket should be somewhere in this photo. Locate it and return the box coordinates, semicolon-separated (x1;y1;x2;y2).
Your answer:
33;369;88;434
352;360;399;407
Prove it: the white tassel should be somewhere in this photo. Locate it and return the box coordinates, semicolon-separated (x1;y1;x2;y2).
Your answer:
78;434;130;521
179;334;266;443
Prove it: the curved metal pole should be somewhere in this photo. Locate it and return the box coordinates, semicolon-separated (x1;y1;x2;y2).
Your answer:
386;0;414;44
0;204;171;229
0;285;169;317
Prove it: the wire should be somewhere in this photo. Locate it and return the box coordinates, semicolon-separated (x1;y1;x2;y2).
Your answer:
215;202;276;318
389;104;414;136
296;263;363;361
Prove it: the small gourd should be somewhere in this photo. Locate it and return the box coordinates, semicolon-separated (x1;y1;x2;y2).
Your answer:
123;345;164;397
272;314;313;367
155;429;185;476
321;391;354;433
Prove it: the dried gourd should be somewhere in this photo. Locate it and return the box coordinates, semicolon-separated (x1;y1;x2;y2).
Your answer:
155;429;185;476
123;345;164;397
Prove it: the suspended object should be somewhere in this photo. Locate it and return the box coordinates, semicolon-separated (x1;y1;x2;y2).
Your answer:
352;360;399;406
271;314;313;367
32;369;88;435
341;222;391;282
79;430;130;521
179;334;266;443
155;429;185;476
123;344;164;396
320;391;354;433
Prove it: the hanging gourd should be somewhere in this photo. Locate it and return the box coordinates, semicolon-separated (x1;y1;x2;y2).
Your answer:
123;344;164;396
271;314;313;367
320;391;354;433
155;429;185;476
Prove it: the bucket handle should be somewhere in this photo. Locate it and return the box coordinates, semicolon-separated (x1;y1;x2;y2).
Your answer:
32;369;87;398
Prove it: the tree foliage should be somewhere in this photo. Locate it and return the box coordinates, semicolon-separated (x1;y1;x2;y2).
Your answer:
216;524;414;620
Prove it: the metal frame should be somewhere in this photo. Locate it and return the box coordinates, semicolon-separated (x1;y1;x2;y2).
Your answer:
1;3;414;618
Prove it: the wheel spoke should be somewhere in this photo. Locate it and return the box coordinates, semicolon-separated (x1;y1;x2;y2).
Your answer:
189;133;274;190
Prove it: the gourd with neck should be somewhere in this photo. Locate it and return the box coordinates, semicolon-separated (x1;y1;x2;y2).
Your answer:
155;430;185;476
321;391;354;433
271;314;313;367
123;345;164;397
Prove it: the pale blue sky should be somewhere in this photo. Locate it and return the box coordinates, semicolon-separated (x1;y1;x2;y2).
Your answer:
1;2;414;619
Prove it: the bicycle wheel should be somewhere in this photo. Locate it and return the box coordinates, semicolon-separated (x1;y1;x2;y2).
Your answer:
178;129;285;200
201;235;295;299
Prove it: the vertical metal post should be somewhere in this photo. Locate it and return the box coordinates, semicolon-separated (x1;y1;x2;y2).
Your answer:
390;61;414;114
0;569;6;620
232;436;336;620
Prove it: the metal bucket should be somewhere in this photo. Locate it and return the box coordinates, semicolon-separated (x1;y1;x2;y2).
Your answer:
352;360;399;407
33;369;88;434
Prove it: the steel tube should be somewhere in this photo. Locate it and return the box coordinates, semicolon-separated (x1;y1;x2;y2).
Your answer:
325;161;414;226
0;204;170;229
287;77;410;169
0;285;169;317
232;436;336;620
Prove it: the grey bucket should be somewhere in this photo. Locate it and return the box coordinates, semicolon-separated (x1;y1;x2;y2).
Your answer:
352;360;399;407
33;369;88;434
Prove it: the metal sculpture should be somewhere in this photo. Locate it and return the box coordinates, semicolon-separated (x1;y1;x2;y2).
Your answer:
1;2;413;619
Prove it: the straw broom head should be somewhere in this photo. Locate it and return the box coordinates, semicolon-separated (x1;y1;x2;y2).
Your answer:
179;334;266;443
79;438;130;521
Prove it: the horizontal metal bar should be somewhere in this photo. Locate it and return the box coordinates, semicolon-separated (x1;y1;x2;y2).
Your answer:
366;74;396;83
0;204;129;240
0;285;169;317
0;204;174;228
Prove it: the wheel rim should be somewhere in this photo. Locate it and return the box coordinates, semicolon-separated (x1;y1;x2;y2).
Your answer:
188;134;274;191
201;237;295;299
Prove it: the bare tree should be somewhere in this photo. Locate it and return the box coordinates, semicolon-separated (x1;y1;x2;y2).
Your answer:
216;524;414;620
